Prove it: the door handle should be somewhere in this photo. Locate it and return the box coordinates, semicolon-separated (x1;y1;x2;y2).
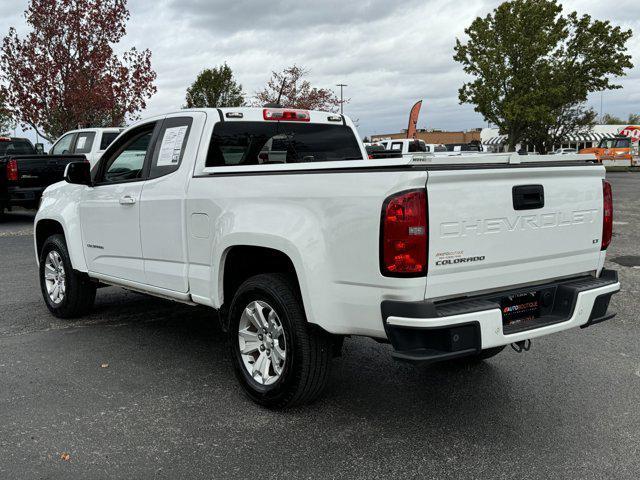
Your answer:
512;185;544;210
119;195;136;205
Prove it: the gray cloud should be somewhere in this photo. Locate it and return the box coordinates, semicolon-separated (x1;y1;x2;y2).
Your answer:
2;0;640;140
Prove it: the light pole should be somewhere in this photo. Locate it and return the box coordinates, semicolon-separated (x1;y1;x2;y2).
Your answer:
336;83;347;114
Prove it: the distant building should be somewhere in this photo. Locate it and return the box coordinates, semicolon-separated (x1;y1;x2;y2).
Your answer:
481;124;632;152
371;128;482;145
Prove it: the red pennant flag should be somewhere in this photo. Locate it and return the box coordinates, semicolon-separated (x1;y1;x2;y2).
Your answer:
406;100;423;139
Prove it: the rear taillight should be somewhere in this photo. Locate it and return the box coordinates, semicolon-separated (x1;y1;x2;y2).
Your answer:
601;180;613;250
263;108;310;122
7;159;18;181
381;189;427;276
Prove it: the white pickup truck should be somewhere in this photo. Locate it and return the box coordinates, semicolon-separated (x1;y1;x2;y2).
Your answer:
50;127;122;168
377;138;448;155
34;107;620;408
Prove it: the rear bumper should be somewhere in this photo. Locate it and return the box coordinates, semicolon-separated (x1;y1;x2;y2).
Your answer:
381;269;620;363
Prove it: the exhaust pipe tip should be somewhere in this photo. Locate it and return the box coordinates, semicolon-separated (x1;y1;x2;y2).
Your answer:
511;339;532;353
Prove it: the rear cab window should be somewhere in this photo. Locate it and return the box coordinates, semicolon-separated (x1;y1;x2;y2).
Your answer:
0;139;35;155
206;122;363;167
100;131;120;150
408;140;426;153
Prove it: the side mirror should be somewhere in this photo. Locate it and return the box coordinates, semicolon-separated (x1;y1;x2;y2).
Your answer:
34;143;45;155
64;161;92;186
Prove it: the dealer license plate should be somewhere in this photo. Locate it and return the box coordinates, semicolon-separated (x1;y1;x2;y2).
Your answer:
500;291;541;327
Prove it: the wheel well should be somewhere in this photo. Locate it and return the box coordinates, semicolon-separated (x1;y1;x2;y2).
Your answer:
223;246;299;305
35;220;64;256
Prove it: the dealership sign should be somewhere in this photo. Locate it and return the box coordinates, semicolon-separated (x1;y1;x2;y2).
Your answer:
619;125;640;141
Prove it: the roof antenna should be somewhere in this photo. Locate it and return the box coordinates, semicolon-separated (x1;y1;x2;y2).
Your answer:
264;77;287;108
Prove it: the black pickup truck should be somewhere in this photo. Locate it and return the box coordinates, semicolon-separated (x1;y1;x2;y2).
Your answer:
0;137;85;216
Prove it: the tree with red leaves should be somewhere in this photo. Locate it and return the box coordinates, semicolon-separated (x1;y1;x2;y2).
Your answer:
254;65;343;112
0;0;157;142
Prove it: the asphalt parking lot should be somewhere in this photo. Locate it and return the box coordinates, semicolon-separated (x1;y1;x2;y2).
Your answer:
1;172;639;479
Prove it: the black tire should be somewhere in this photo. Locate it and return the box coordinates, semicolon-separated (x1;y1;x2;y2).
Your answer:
39;234;96;318
228;273;333;408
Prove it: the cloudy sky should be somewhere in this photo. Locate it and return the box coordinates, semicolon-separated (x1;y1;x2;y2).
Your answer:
2;0;640;140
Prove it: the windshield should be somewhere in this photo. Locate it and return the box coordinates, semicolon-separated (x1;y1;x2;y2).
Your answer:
598;138;630;149
0;139;35;156
206;122;363;166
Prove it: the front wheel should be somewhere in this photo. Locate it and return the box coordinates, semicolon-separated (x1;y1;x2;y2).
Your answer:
228;273;333;408
39;234;96;318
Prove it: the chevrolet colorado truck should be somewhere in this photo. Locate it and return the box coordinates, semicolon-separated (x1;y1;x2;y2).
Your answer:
34;107;620;408
0;137;86;216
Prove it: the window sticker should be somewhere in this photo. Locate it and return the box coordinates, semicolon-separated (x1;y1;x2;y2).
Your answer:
157;126;188;166
76;136;87;150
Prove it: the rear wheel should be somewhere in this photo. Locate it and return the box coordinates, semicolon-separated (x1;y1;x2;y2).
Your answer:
228;273;333;408
39;234;96;318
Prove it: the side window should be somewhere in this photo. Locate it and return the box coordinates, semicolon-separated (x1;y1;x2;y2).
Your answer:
391;142;403;151
615;139;630;148
74;132;96;154
148;117;192;179
51;133;76;155
96;123;157;184
100;131;120;150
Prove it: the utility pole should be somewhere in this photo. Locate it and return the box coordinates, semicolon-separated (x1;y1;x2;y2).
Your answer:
336;83;347;114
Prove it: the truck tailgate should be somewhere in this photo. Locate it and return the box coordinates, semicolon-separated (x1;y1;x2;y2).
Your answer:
425;165;605;299
8;155;86;189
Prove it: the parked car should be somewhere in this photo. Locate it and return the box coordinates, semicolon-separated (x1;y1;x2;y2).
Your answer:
50;128;122;168
579;136;632;163
34;107;620;408
0;137;85;216
553;147;578;155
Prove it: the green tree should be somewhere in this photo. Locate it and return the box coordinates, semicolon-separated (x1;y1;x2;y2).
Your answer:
185;63;244;108
525;102;596;150
627;113;640;124
601;113;624;125
454;0;633;152
602;113;640;124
